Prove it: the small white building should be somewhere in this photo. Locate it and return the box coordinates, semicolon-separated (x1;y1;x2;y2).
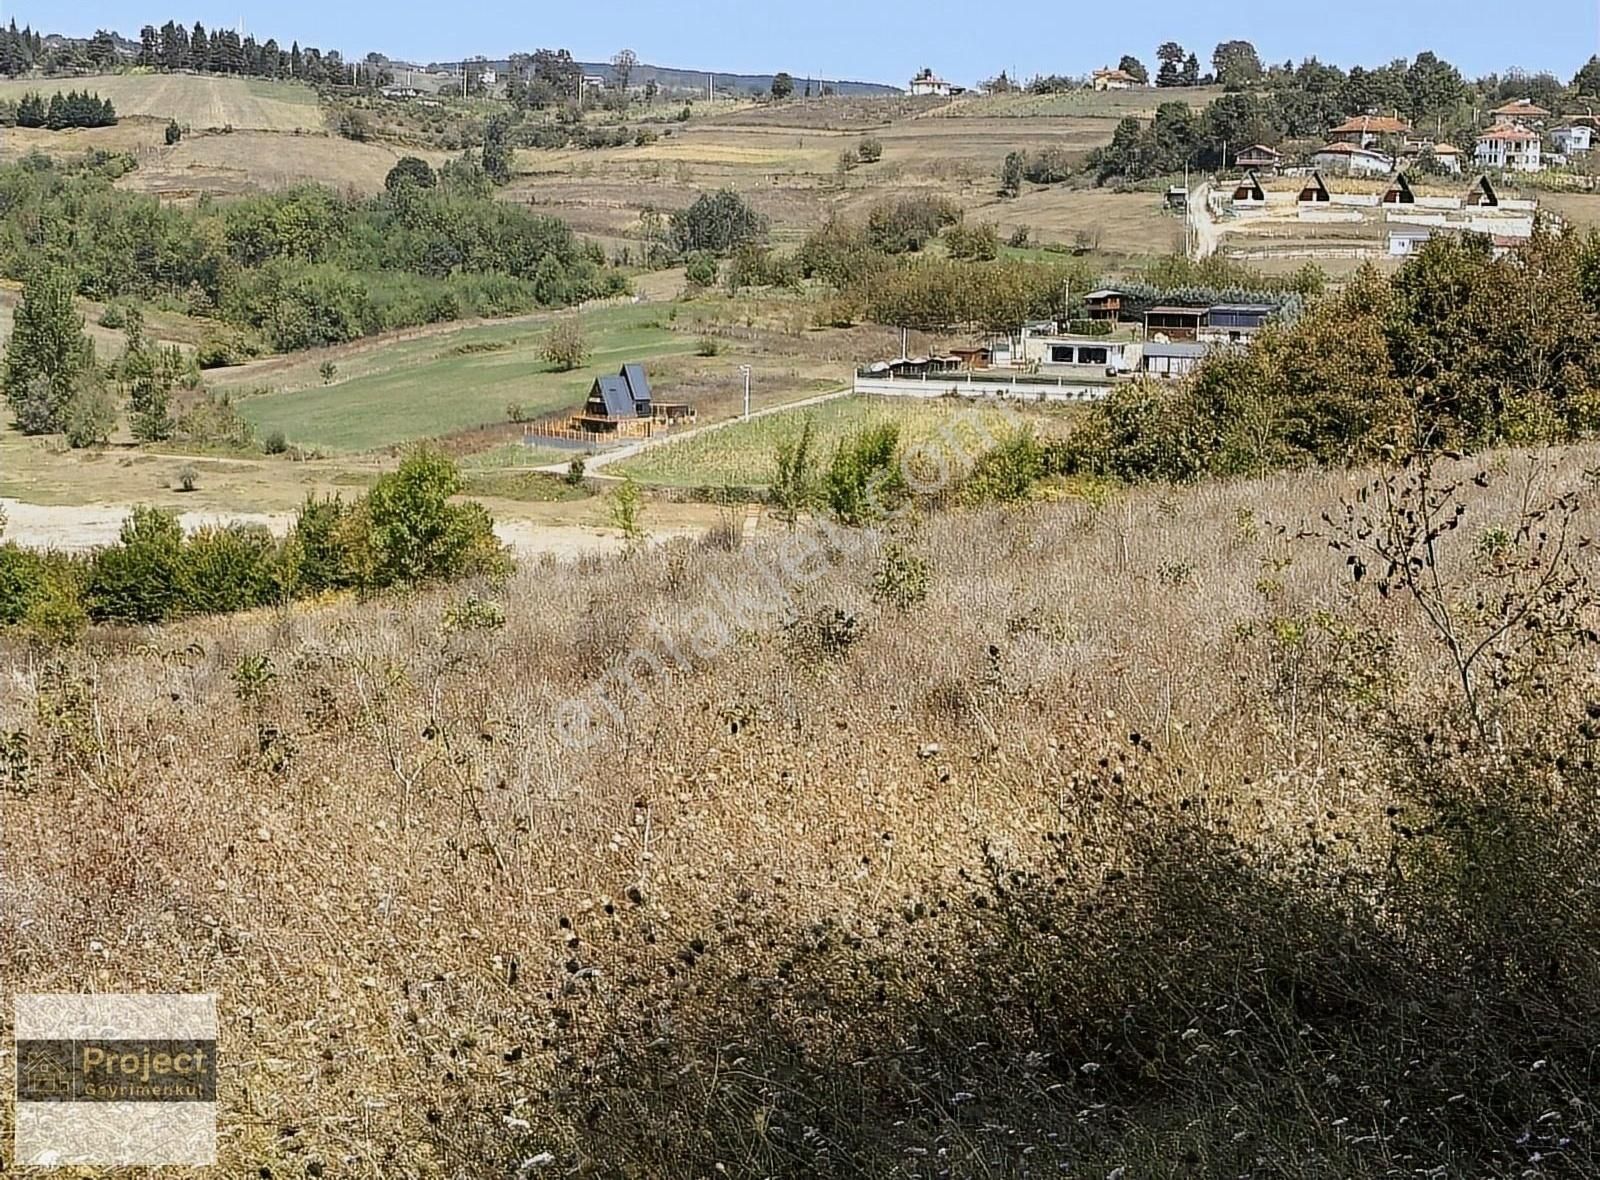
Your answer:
478;67;498;86
1140;342;1208;380
1476;124;1543;172
909;69;954;97
1091;67;1139;91
1429;143;1463;174
1311;142;1394;176
1388;226;1436;257
1018;327;1134;374
1554;125;1594;155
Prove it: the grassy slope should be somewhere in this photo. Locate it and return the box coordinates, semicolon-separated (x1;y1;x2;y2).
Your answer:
0;72;320;130
613;395;1078;487
235;305;693;452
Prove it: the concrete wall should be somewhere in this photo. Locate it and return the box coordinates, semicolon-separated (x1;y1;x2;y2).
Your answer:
1298;208;1366;223
1386;211;1451;227
853;375;1114;402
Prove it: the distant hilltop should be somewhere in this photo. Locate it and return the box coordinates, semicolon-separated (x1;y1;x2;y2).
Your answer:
419;58;902;98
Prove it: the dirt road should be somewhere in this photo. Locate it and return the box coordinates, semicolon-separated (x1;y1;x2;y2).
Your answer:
532;385;853;479
0;497;693;561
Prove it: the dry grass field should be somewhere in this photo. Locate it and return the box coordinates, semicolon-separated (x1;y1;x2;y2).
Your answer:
116;129;450;197
0;72;322;131
507;92;1196;252
5;444;1599;1175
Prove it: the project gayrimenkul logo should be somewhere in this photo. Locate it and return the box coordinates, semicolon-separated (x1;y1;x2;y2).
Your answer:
13;994;218;1166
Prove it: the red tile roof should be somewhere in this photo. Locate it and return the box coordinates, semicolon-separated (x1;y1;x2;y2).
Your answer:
1491;99;1551;118
1477;124;1541;143
1329;114;1411;135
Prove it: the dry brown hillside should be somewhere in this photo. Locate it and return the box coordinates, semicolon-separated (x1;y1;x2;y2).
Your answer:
5;449;1600;1176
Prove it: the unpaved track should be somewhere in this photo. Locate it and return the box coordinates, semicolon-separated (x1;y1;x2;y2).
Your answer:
532;386;853;480
0;498;688;561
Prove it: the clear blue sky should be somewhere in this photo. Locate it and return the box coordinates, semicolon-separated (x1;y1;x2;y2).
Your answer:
29;0;1599;85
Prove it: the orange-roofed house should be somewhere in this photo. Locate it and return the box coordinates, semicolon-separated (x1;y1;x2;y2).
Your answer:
1475;124;1543;172
1091;67;1140;91
1327;114;1412;148
1490;99;1551;127
1428;142;1463;174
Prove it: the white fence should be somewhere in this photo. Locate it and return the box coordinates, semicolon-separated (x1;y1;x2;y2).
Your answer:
854;374;1115;402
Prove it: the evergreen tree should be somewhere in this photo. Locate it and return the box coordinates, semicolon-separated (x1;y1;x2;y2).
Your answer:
190;23;209;68
4;272;93;436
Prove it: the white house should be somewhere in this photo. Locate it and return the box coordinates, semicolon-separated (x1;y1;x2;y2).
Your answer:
909;69;954;97
1091;67;1139;91
1018;326;1134;374
1489;99;1551;127
1554;125;1594;155
1475;124;1543;172
1388;226;1436;257
1428;142;1463;174
478;67;498;86
1310;142;1393;176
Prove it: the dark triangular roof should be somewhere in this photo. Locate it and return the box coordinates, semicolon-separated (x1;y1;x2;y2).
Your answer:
593;375;635;418
621;363;652;406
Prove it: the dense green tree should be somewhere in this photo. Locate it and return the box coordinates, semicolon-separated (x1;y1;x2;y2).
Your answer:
3;272;93;435
482;116;515;184
771;71;795;100
1118;55;1148;85
385;156;437;193
1212;40;1263;88
1575;55;1600;97
670;189;768;256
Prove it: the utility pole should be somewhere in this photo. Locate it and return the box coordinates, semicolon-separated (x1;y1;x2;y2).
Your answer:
738;365;752;419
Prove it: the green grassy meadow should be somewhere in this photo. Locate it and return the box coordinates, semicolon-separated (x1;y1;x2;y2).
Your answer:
234;306;698;452
613;395;1079;488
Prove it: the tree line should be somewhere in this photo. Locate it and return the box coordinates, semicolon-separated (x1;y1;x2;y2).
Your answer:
11;90;117;129
0;153;625;434
1063;227;1600;482
0;449;506;638
20;19;353;85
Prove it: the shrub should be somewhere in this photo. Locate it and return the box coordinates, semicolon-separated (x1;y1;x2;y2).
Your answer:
62;381;115;449
283;495;356;595
0;544;48;626
825;422;904;524
565;455;586;487
999;151;1024;197
385;156;437;193
870;541;930;613
1022;147;1075;185
608;476;647;551
695;335;721;357
177;525;281;614
177;466;199;493
164;118;182;145
857;136;883;163
319;360;338;385
543;319;589;371
506;402;529;423
866;195;963;254
960;429;1045;505
263;430;289;455
361;448;509;587
944;221;1000;262
85;506;184;623
683;251;719;289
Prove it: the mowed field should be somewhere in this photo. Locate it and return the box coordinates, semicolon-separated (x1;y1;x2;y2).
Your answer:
223;300;860;454
613;394;1080;487
0;73;321;131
